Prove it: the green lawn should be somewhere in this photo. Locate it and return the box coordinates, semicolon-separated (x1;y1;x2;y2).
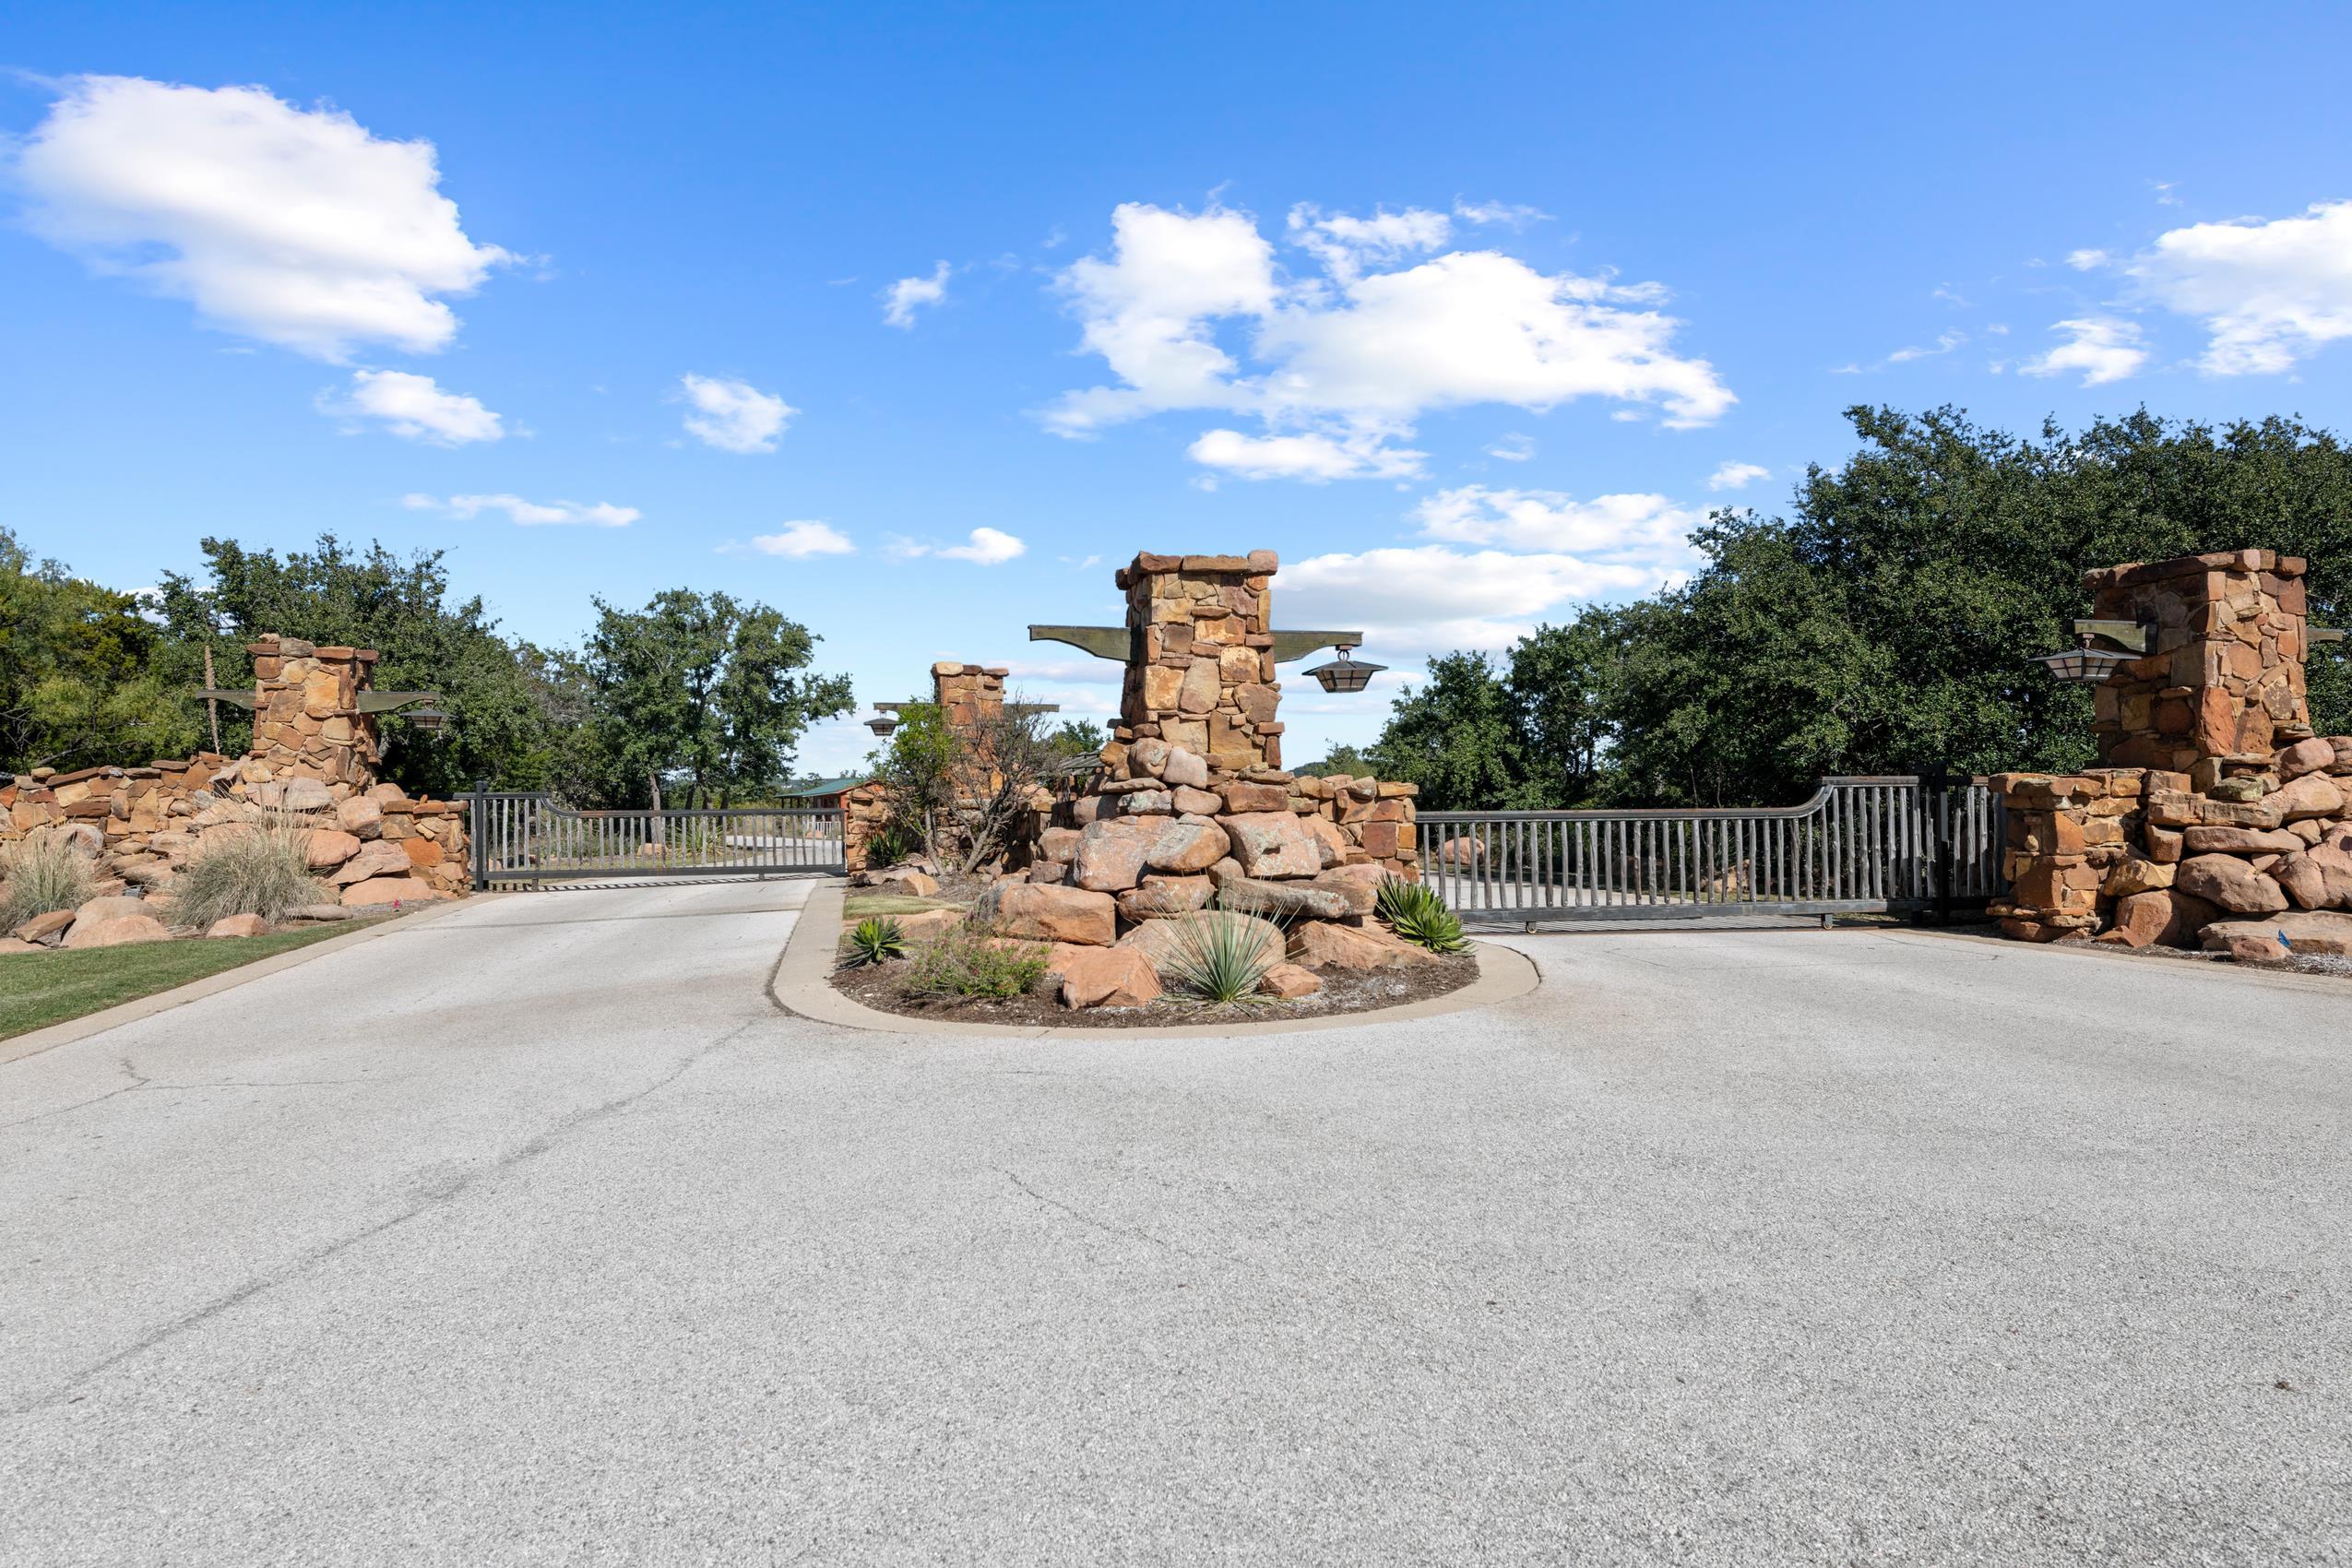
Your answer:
0;921;386;1040
843;893;964;921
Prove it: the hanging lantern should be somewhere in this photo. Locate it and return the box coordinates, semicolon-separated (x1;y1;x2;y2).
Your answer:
865;711;900;739
1304;644;1386;694
2030;645;2137;683
400;703;450;733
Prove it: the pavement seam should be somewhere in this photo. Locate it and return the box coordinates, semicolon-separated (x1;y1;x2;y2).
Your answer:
2;1015;767;1420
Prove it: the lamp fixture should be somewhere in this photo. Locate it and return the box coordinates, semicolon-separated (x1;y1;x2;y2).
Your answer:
400;704;449;733
2031;616;2151;684
1304;643;1386;695
2030;646;2138;683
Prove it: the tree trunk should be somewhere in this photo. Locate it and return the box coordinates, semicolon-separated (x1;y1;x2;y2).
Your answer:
647;770;666;848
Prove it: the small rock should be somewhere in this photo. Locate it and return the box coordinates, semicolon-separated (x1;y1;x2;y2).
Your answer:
206;914;269;938
1259;962;1323;1000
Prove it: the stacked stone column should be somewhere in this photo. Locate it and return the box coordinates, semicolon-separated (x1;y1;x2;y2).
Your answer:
244;636;382;796
1109;551;1284;777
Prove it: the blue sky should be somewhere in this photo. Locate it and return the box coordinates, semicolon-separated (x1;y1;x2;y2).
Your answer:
7;3;2352;776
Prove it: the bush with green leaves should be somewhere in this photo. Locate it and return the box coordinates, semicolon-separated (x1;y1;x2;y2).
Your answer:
1375;875;1468;954
905;922;1049;998
840;916;908;968
164;815;331;930
0;832;97;930
865;816;923;869
1158;908;1285;1004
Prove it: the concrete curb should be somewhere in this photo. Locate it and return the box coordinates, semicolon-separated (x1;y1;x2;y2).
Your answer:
768;881;1541;1039
0;893;503;1067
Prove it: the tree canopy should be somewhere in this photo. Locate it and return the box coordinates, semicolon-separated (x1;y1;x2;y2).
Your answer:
1372;407;2352;810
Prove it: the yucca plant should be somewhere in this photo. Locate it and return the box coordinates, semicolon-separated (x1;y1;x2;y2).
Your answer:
1375;875;1468;954
164;814;331;930
1158;908;1284;1004
0;833;96;931
841;915;908;968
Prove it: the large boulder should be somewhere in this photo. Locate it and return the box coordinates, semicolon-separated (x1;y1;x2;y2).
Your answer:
2181;826;2303;855
1288;920;1440;971
1219;780;1289;814
1127;737;1170;778
894;907;966;942
2096;889;2221;950
1170;785;1222;816
335;795;384;837
305;828;362;870
279;778;334;814
339;875;446;906
2202;910;2352;961
1145;819;1230;874
1037;826;1081;863
2278;736;2336;779
1219;812;1322;878
1056;946;1162;1010
975;881;1118;945
1206;866;1352;921
1116;874;1215;921
72;895;151;927
1303;815;1349;869
329;840;412;886
2262;773;2346;823
1115;910;1283;976
1071;818;1166;892
62;913;173;948
1311;863;1389;916
2274;846;2352;909
13;909;75;944
2175;853;2289;914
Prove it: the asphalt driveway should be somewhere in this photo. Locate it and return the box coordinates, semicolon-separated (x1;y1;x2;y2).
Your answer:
2;882;2345;1564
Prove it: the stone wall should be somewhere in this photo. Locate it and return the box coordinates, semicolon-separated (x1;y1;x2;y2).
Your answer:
1109;551;1284;776
1994;549;2352;958
244;636;384;791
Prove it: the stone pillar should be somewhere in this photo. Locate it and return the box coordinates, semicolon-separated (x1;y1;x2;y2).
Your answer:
244;636;381;797
931;661;1007;732
2087;549;2310;779
1112;550;1283;778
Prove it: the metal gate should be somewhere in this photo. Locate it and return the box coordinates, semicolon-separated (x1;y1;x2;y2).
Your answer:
467;791;847;888
1417;775;2004;923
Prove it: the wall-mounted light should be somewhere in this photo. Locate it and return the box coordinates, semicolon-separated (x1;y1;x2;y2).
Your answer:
1304;643;1386;694
2031;617;2149;684
400;704;449;733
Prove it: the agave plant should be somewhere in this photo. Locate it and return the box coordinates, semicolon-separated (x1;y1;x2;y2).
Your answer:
841;915;909;968
1375;875;1468;954
1158;907;1284;1004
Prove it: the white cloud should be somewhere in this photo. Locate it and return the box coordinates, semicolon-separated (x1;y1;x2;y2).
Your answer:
403;493;637;528
2065;249;2110;271
890;527;1028;565
1885;329;1966;363
1282;543;1677;657
2127;200;2352;374
883;261;951;327
746;521;854;557
2022;316;2149;386
678;374;794;453
1411;484;1702;563
320;369;503;445
1486;433;1535;462
1187;427;1426;481
1453;198;1549;228
1706;461;1769;491
12;76;511;360
1042;200;1732;479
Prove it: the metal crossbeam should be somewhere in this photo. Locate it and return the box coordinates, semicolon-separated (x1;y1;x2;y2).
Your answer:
1027;624;1363;663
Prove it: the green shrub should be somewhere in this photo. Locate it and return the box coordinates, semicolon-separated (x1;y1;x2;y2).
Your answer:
1375;875;1468;954
1158;908;1284;1004
0;833;97;930
840;915;908;968
164;815;331;930
906;923;1048;998
866;816;923;869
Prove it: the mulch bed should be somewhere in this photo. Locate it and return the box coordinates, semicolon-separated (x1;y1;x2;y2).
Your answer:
827;945;1482;1028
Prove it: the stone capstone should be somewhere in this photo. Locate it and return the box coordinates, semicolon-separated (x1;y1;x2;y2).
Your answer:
975;881;1119;945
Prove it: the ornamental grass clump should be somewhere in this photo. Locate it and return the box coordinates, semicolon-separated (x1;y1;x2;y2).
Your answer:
0;834;96;930
165;814;331;930
1158;908;1284;1004
905;921;1049;998
1375;875;1468;954
840;916;908;968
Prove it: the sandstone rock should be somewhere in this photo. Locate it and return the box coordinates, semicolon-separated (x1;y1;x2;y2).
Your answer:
73;895;150;926
1219;780;1288;814
329;840;411;885
335;795;383;837
2210;776;2265;803
62;913;174;948
1145;820;1230;874
1177;659;1219;715
2201;909;2352;961
1170;785;1222;816
117;861;175;890
1038;826;1081;862
1311;862;1388;916
2100;855;2175;897
1161;746;1209;788
1206;866;1352;921
1128;736;1170;778
894;907;966;942
1071;818;1166;891
1116;790;1175;816
2278;736;2336;779
1260;962;1323;1000
2096;889;2221;950
0;937;42;956
339;875;445;907
206;914;269;938
1219;811;1322;878
305;828;362;869
2175;853;2289;914
2180;826;2303;855
2262;773;2346;822
868;866;941;897
975;881;1118;945
1117;874;1215;921
1288;920;1439;971
13;909;74;943
1303;815;1349;868
1115;909;1283;976
279;778;334;814
1057;946;1162;1009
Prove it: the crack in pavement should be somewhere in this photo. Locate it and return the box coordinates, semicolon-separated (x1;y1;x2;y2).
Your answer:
3;1017;766;1420
1001;1168;1229;1265
0;1055;152;1132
